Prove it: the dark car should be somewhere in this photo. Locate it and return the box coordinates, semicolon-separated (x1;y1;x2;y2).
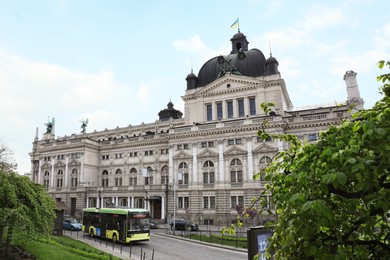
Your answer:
170;219;190;231
190;223;199;231
150;222;159;229
63;218;82;231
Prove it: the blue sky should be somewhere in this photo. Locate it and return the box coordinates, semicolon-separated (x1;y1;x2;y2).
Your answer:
0;0;389;174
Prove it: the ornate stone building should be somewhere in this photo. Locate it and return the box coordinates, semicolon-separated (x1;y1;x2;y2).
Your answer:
30;30;363;225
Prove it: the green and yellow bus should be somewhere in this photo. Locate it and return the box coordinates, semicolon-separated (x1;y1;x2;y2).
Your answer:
82;207;151;243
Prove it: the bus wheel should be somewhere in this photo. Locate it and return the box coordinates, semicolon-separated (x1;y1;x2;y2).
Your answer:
113;234;117;243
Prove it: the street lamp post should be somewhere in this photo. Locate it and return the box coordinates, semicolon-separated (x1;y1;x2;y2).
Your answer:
173;178;176;231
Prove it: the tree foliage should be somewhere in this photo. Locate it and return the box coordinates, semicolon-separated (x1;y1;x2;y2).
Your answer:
0;144;17;173
0;151;56;257
250;61;390;259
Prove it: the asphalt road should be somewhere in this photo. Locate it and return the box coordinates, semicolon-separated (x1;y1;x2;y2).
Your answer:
64;230;247;260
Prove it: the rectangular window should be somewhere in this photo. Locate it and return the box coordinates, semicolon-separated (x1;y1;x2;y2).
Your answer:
210;196;215;209
178;197;189;209
308;133;318;141
249;97;256;115
178;173;189;185
183;143;189;150
208;141;214;147
71;178;77;188
203;172;215;184
144;150;153;156
238;99;245;117
129;177;138;186
206;104;213;121
216;102;223;120
201;142;207;148
177;144;182;150
203;196;215;209
115;178;122;186
203;197;209;209
145;176;153;185
228;139;242;145
231;195;244;208
227;100;233;118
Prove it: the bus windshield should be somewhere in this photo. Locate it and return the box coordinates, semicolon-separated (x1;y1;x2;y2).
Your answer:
128;218;150;231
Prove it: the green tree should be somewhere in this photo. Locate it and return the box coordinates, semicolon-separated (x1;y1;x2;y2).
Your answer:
249;61;390;259
0;162;56;257
0;144;17;173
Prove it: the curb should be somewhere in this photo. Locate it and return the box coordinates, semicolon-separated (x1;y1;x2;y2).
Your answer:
153;231;247;253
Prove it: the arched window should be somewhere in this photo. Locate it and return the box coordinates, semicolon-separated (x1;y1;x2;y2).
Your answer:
144;167;154;185
129;168;137;186
115;169;123;186
43;171;50;188
102;170;109;187
56;170;63;188
203;160;215;184
161;165;169;185
260;156;272;164
230;158;243;183
178;162;189;185
71;169;78;188
259;156;272;181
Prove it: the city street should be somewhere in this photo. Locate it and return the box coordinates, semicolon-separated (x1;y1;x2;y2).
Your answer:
65;229;247;260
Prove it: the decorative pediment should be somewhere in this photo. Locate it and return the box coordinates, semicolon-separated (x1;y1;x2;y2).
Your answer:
224;146;247;156
173;150;192;160
252;143;279;154
54;161;65;168
193;75;263;97
197;148;219;158
68;159;81;166
41;162;51;169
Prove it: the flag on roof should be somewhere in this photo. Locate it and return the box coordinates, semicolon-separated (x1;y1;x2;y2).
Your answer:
230;18;239;29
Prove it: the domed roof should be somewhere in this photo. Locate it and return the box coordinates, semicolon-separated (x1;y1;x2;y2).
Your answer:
186;70;198;80
197;48;267;87
231;32;245;40
266;55;279;65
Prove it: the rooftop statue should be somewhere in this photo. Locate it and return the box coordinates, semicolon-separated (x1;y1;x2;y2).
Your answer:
80;118;89;133
45;117;55;134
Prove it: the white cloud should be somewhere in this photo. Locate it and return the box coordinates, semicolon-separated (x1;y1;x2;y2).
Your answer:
299;5;345;31
173;35;229;68
374;23;390;50
263;28;312;51
0;49;140;173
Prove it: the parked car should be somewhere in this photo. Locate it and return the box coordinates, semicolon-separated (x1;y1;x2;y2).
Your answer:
170;219;199;231
170;219;190;231
150;222;159;229
63;218;82;231
190;223;199;231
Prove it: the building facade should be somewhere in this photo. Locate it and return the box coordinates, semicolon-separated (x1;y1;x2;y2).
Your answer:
30;31;363;226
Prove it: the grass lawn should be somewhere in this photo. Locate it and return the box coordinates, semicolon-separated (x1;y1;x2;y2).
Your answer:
9;231;123;260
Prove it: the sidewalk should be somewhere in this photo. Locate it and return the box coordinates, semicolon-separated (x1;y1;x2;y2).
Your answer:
64;231;139;260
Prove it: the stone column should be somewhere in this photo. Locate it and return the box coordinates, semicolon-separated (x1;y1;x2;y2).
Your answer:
246;137;253;180
192;143;198;183
218;140;224;182
50;160;55;188
161;196;165;220
64;156;69;187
